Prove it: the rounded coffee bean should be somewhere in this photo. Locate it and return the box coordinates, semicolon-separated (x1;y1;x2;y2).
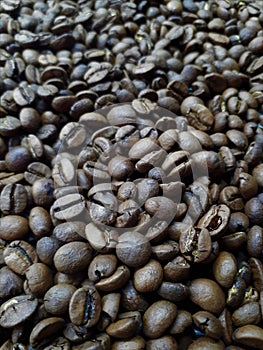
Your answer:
189;278;225;314
36;237;61;265
0;295;38;328
232;302;261;327
245;197;263;226
52;194;86;221
144;196;177;221
121;280;148;312
5;146;32;172
0;184;27;214
29;207;52;238
187;337;225;350
69;286;101;328
134;259;163;293
108;156;134;180
44;284;77;315
42;337;71;350
233;325;263;349
193;311;223;339
95;265;130;292
4;240;38;275
146;336;178;350
32;178;54;208
169;310;192;335
157;282;189;303
143;301;177;338
247;226;263;258
54;242;92;274
106;311;141;339
29;317;65;348
88;254;117;282
213;251;237;288
112;336;145;350
0;216;29;240
25;263;53;296
0;266;23;299
116;232;151;267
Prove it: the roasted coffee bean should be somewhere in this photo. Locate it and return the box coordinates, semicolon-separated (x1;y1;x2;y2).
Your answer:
0;266;23;299
0;215;29;241
44;284;77;316
213;251;237;288
95;265;130;292
53;221;86;242
169;309;192;335
29;317;65;348
4;240;36;275
188;337;225;350
164;256;190;282
189;278;225;314
25;262;53;296
52;193;86;221
32;178;54;208
116;232;151;268
0;184;27;214
29;206;52;238
193;311;223;339
24;162;51;185
0;295;38;329
69;286;101;328
179;227;211;263
232;302;261;327
247;226;263;258
106;311;141;339
54;241;92;274
112;336;145;350
157;282;189;303
143;301;177;338
133;259;163;293
98;293;121;330
86;223;118;253
36;236;61;266
88;254;117;283
233;325;263;349
5;146;32;172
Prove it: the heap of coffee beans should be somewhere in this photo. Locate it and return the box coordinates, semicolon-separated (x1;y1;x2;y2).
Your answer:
0;0;263;349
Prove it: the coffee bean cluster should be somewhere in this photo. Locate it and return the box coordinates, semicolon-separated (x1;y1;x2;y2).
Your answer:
0;0;263;349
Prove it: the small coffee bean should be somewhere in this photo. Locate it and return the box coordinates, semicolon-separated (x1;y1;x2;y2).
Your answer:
52;158;75;187
134;259;163;293
88;254;117;283
5;146;32;172
169;309;192;335
232;302;261;327
4;240;38;275
99;293;121;330
106;311;141;339
36;237;61;266
52;194;86;221
157;282;189;303
0;215;29;241
128;138;160;160
193;311;223;339
32;178;54;208
86;223;118;253
189;278;225;314
0;184;27;214
44;284;77;316
0;266;23;299
116;232;151;268
108;156;133;180
69;286;101;328
0;295;38;328
24;162;51;185
144;196;177;221
233;325;263;349
25;262;53;296
143;300;177;338
95;265;130;292
213;251;237;288
163;256;190;282
112;336;145;350
29;206;52;238
54;241;92;274
29;317;65;348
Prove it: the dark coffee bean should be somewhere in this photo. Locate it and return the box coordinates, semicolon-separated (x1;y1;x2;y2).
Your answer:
36;237;61;266
88;254;117;283
106;311;141;339
233;325;263;349
25;262;53;296
69;286;101;328
0;266;23;299
5;146;32;172
213;251;237;288
133;259;163;293
0;295;38;328
29;317;65;348
52;193;86;221
157;282;189;303
232;302;261;327
29;206;52;238
169;309;192;335
0;215;29;241
44;284;77;316
95;265;130;292
32;178;54;208
247;226;263;258
143;301;177;338
193;311;223;339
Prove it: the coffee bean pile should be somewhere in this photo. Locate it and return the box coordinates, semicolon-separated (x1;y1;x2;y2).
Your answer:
0;0;263;349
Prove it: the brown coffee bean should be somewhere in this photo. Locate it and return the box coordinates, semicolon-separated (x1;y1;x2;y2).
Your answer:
146;336;178;350
143;300;177;338
112;336;145;350
193;311;223;339
95;265;130;292
133;259;163;293
24;162;51;185
188;337;225;350
0;184;27;215
116;232;151;268
4;240;38;275
88;254;117;283
180;227;211;263
232;302;261;327
25;262;53;296
0;215;29;241
69;286;101;328
245;197;263;226
247;226;263;258
0;295;38;328
157;282;189;303
44;284;77;316
0;266;23;299
106;311;141;339
213;251;237;288
52;158;75;187
164;256;190;282
54;241;92;274
227;277;247;309
108;156;133;180
29;317;65;348
5;146;32;172
36;237;61;266
197;204;230;239
86;223;118;253
169;309;192;335
145;196;177;221
99;293;121;330
52;194;86;221
233;325;263;349
29;207;52;238
189;278;225;314
32;178;54;208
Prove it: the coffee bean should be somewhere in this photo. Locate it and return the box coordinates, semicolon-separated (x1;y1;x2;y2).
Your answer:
24;162;51;185
133;259;163;293
52;193;86;221
69;286;101;328
233;325;263;349
29;206;52;238
232;302;261;327
5;146;32;172
29;317;65;348
44;284;77;316
88;254;117;283
157;282;189;303
193;311;223;339
4;240;38;275
0;266;23;299
112;336;145;350
106;311;141;339
143;301;177;338
54;241;92;274
189;278;225;314
25;262;53;296
0;295;38;328
116;231;151;268
0;215;29;241
0;184;27;215
188;337;225;350
213;251;237;288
